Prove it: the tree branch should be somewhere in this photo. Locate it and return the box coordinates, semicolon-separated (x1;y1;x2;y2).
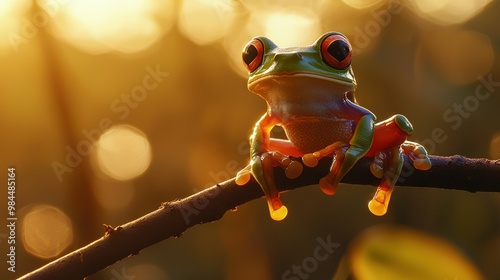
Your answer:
19;155;500;279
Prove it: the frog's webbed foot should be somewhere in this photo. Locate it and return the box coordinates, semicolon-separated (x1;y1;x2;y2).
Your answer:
367;146;404;216
236;151;303;185
401;141;432;170
236;151;303;221
235;165;252;186
301;141;349;195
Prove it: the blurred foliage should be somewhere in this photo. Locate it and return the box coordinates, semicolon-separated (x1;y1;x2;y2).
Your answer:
0;0;499;279
348;225;484;280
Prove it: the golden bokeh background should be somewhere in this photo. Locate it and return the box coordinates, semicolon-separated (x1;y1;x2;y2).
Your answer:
0;0;499;279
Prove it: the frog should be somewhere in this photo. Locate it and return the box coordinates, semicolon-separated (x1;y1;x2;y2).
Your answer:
235;32;431;221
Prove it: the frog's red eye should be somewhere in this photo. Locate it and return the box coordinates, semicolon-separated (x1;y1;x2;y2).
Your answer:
321;34;352;69
242;39;264;72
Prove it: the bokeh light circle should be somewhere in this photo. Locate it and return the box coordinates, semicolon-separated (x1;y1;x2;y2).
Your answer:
410;0;492;26
96;125;152;181
21;204;73;259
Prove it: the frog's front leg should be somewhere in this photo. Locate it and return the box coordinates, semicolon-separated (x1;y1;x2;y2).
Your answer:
366;115;432;215
369;115;432;178
235;114;302;221
370;141;431;178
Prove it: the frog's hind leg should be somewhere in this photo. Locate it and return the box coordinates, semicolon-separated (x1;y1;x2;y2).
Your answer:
318;145;348;195
368;146;403;216
301;141;347;168
251;153;289;221
301;141;349;195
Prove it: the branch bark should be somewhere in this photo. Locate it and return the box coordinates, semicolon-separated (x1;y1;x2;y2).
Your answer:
19;155;500;280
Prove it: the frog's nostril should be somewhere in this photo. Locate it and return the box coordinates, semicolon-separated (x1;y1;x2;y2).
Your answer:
292;53;302;60
275;52;302;62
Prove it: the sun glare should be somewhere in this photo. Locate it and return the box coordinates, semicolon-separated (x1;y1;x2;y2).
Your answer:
178;0;236;45
259;8;322;47
0;0;31;54
342;0;384;9
49;0;174;54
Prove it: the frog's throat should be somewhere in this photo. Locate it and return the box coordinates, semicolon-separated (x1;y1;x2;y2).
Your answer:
248;73;356;89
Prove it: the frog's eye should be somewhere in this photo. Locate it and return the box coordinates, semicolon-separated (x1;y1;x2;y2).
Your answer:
242;39;264;72
321;34;352;69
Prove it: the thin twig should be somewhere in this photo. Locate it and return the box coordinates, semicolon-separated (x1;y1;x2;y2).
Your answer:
18;155;500;280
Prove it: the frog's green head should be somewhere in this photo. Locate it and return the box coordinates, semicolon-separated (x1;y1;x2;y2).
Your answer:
242;32;356;94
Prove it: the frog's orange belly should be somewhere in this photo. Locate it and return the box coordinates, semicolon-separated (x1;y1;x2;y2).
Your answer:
282;118;355;153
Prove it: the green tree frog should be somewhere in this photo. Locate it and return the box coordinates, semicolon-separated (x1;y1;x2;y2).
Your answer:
236;32;431;221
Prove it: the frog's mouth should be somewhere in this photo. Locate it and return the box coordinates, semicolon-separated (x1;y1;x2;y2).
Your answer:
248;72;356;92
